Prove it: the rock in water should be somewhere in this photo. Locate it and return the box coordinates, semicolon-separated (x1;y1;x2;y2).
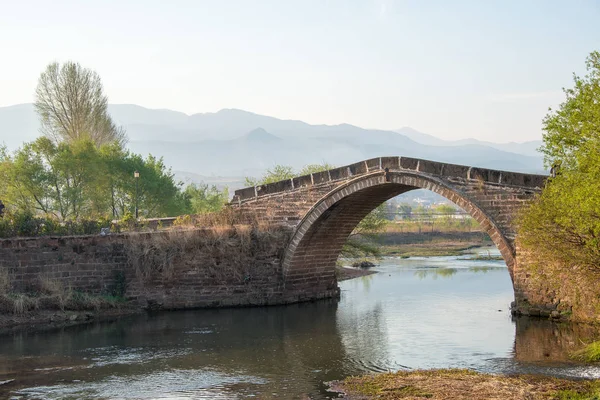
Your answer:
352;261;376;269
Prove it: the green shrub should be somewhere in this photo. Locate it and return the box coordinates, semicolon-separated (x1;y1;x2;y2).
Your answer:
0;210;115;238
572;341;600;363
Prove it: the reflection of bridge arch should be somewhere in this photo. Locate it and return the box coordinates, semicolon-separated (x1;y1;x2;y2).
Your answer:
282;171;515;292
233;157;546;300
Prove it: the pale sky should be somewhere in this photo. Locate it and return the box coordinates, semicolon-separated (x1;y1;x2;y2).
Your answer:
1;0;599;142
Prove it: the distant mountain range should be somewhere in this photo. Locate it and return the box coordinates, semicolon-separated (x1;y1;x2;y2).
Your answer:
395;127;542;157
0;103;545;190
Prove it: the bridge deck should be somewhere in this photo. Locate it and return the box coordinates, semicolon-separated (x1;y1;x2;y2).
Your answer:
233;156;548;203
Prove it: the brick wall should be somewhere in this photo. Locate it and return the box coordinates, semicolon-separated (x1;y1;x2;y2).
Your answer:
0;235;128;294
0;226;340;311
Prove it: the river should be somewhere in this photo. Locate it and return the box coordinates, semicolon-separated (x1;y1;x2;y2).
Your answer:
1;246;599;399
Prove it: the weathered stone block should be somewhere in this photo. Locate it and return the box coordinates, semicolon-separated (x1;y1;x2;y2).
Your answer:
328;166;350;181
234;186;256;201
257;179;294;197
381;157;400;170
292;174;313;188
417;159;444;175
312;171;330;185
399;157;420;170
441;163;470;180
348;161;368;176
365;158;381;171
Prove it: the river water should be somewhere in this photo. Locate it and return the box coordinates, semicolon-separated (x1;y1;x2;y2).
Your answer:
2;247;600;399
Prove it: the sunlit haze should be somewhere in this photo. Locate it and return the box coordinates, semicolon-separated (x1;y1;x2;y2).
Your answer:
1;0;599;142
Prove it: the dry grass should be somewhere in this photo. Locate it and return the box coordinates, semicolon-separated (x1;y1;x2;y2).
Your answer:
0;268;9;294
0;273;123;315
476;175;486;192
37;275;72;310
10;293;38;314
174;208;266;229
333;369;600;400
126;223;290;284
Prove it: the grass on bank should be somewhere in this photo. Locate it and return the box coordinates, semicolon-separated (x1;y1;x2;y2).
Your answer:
0;271;126;315
572;341;600;363
335;369;600;400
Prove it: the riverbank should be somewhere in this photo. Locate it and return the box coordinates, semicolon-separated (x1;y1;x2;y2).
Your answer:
0;307;141;335
336;266;378;281
330;369;600;399
371;231;492;257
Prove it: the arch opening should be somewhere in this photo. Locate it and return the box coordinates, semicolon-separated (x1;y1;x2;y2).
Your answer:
282;171;515;295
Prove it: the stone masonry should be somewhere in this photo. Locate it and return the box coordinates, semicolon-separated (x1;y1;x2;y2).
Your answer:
232;156;547;306
0;227;338;310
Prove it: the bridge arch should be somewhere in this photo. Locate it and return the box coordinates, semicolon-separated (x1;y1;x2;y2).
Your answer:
282;170;516;292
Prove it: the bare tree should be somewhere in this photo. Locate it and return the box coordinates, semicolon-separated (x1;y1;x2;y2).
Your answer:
34;61;127;147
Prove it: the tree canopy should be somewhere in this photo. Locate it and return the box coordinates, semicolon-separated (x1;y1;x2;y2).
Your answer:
35;61;126;148
0;137;190;221
0;61;231;236
244;162;336;186
519;51;600;267
183;183;229;214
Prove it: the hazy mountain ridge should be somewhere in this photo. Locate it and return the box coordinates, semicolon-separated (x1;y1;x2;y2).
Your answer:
395;127;542;157
0;103;545;186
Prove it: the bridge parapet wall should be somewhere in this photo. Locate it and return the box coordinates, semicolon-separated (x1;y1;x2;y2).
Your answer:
233;156;547;205
231;157;547;241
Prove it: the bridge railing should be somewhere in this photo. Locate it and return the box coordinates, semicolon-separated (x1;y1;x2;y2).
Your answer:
233;156;548;203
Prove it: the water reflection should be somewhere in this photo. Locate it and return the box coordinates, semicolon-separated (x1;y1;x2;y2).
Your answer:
2;249;600;399
1;302;349;399
414;267;458;279
469;266;507;273
514;317;600;363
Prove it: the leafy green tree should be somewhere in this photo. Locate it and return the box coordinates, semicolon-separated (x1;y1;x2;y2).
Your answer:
398;203;412;220
298;163;336;175
245;162;335;186
412;205;430;233
245;165;295;186
123;153;188;218
435;204;457;229
342;204;389;259
540;51;600;170
520;51;600;267
35;61;126;148
435;204;456;215
352;204;388;236
1;137;105;220
0;138;188;221
0;61;191;226
183;183;229;214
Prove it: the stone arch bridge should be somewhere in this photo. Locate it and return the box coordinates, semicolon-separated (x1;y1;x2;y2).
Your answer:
232;156;547;303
